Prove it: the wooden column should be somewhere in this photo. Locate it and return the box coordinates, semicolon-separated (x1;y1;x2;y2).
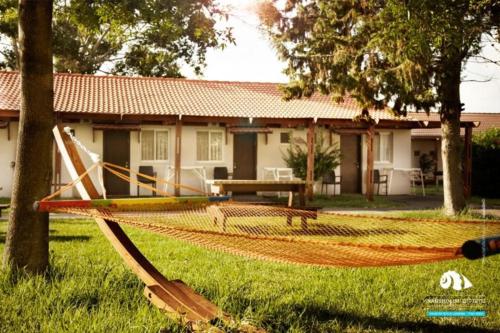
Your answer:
53;145;62;193
306;120;315;201
174;118;182;196
366;125;374;201
463;125;472;198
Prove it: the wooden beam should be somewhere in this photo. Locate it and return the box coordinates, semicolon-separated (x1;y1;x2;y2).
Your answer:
434;137;440;175
332;128;370;135
0;110;19;118
366;125;375;201
174;118;182;196
306;121;315;200
53;144;62;194
463;126;472;198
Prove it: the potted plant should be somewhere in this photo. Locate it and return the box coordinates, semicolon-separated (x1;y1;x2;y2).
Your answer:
282;135;341;192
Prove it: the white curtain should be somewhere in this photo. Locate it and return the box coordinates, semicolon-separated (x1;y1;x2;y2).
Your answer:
141;130;154;160
210;132;223;161
197;131;209;160
156;131;168;160
375;133;393;162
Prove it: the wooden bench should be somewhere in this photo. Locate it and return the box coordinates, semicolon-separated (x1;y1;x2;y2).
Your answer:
0;204;9;218
207;204;319;232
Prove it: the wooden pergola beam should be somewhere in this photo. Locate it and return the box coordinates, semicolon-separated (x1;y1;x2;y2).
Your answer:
366;125;375;201
463;126;473;198
306;120;315;200
174;118;182;196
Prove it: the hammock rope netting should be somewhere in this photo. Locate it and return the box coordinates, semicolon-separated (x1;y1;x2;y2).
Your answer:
37;162;500;267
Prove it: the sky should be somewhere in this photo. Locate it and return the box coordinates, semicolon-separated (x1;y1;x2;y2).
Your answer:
182;0;500;114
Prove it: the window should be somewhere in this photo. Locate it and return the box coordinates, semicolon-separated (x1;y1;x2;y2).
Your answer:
374;132;393;162
141;130;168;161
280;132;291;144
197;131;223;161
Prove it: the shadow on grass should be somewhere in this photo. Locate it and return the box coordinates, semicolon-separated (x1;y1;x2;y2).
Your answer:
262;303;495;333
233;223;410;237
0;232;91;244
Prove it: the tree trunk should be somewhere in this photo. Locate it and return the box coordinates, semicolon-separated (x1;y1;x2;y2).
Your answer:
440;60;465;216
2;0;53;274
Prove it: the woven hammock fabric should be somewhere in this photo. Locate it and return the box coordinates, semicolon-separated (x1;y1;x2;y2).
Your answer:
41;198;500;267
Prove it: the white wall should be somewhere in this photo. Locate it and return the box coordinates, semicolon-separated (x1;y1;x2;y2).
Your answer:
361;129;412;195
0;121;412;197
0;122;18;198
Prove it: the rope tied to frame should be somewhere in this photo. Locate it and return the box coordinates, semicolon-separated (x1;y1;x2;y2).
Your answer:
44;127;209;200
63;127;107;199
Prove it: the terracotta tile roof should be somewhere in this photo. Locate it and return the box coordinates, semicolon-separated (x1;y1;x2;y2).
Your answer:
0;71;407;122
410;112;500;137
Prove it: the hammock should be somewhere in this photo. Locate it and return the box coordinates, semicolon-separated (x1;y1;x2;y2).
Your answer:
44;125;500;331
37;195;500;267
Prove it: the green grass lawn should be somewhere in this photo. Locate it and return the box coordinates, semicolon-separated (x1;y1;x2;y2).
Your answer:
274;193;406;209
1;215;499;333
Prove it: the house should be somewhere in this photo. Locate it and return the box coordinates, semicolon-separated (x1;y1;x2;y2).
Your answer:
0;71;476;198
410;112;500;182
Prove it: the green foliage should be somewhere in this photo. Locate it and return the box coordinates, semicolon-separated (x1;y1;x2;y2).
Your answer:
418;153;436;174
282;135;341;181
472;127;500;149
258;0;500;115
0;0;233;76
1;218;499;332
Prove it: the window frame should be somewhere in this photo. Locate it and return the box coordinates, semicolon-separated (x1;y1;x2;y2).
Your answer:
196;130;224;162
374;132;393;163
280;131;292;145
140;129;169;162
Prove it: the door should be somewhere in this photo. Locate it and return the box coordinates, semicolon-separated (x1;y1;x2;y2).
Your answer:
340;135;361;193
103;130;130;196
233;133;257;181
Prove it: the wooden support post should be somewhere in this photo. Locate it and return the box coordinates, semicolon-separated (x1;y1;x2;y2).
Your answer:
174;118;182;196
366;125;374;201
53;145;62;193
434;138;440;173
306;120;315;201
463;125;472;198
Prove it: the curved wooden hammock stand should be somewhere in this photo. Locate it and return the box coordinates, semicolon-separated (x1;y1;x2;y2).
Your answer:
53;125;235;331
52;124;500;331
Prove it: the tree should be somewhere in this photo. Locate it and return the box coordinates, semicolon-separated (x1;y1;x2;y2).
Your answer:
2;0;54;274
0;0;232;76
258;0;500;215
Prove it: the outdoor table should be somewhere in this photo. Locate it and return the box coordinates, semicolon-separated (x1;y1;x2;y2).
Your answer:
387;168;425;196
207;179;306;207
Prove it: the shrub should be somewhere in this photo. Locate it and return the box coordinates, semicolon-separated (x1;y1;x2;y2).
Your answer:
419;153;435;174
282;135;341;181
